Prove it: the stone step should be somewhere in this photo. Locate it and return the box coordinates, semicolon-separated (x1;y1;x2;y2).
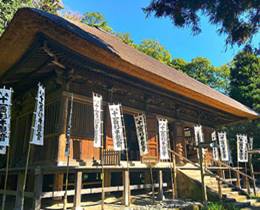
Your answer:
225;194;248;202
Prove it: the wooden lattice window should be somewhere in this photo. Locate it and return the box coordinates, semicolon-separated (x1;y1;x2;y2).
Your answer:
71;100;94;139
45;100;60;135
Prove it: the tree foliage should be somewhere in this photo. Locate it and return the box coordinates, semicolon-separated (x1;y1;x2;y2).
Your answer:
144;0;260;48
227;51;260;159
81;12;112;32
116;32;136;47
171;57;230;94
137;39;172;65
0;0;63;35
230;51;260;111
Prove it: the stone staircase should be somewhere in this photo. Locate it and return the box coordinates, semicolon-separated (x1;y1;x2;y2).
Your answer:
178;165;260;209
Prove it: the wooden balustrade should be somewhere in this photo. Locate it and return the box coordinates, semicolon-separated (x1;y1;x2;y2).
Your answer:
169;149;257;198
101;150;121;165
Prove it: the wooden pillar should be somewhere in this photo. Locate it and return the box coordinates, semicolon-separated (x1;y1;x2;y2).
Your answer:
158;170;163;200
32;167;43;210
104;170;111;196
73;171;82;210
53;173;64;201
123;170;130;206
14;172;24;210
173;121;185;165
144;170;150;192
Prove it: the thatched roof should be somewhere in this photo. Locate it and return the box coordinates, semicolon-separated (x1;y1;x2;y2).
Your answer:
0;8;258;119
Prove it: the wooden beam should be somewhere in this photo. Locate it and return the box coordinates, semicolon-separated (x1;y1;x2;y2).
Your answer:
40;183;168;198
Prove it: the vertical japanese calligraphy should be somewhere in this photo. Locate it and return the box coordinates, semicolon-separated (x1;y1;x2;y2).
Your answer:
194;125;204;146
134;113;148;156
30;83;45;146
218;132;229;161
158;118;170;160
211;131;219;161
109;104;125;151
237;134;248;163
0;87;12;147
93;93;103;148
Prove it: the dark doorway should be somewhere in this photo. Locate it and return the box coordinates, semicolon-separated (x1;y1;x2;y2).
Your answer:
122;114;140;161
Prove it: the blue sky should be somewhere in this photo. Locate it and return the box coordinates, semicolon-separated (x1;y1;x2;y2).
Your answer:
63;0;259;66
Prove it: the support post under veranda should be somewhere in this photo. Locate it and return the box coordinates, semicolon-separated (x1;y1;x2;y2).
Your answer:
1;146;10;210
148;162;155;204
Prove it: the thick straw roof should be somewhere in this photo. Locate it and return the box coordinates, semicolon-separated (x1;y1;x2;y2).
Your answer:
0;8;258;119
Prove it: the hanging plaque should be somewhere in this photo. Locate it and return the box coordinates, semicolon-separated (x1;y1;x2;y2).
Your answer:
0;146;6;155
134;113;148;156
109;104;125;151
0;87;12;147
211;131;219;161
237;134;248;163
158;118;170;160
30;83;45;146
93;93;103;148
218;132;229;161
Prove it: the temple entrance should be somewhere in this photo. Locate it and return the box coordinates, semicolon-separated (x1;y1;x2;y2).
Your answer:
123;113;140;161
184;127;198;162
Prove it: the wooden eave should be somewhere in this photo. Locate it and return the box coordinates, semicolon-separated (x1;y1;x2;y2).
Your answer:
0;8;258;120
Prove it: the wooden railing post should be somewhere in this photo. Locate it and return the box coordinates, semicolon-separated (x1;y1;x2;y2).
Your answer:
198;147;207;202
217;178;222;200
172;152;177;199
236;170;241;189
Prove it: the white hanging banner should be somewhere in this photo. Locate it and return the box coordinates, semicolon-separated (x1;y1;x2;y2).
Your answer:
93;93;103;148
134;113;148;156
237;134;248;163
158;118;170;160
248;137;254;151
109;104;125;151
194;125;204;146
218;132;229;161
211;131;219;161
0;146;6;155
30;83;45;146
0;87;12;146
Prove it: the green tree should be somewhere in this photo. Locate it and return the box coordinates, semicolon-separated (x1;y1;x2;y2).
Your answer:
116;32;136;47
0;0;63;35
144;0;259;48
227;51;260;160
137;39;172;65
171;57;230;94
230;51;260;111
81;12;112;32
171;58;187;71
